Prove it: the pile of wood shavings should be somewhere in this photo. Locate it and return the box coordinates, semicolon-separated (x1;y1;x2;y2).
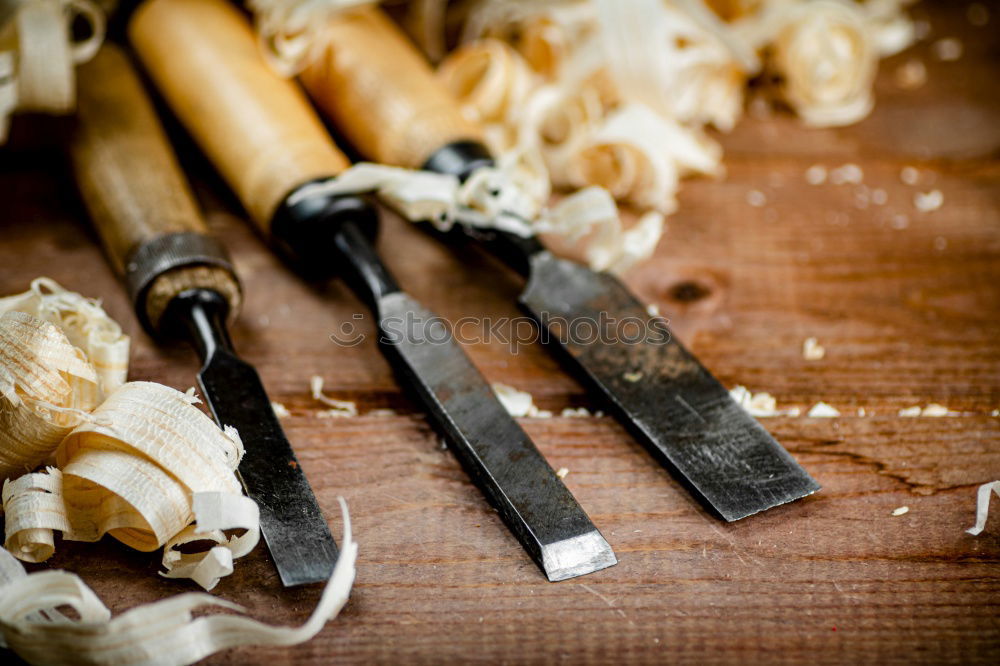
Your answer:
425;0;917;236
0;279;357;665
249;0;917;275
0;501;357;666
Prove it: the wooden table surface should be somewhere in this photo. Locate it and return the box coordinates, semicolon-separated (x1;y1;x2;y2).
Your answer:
2;3;998;664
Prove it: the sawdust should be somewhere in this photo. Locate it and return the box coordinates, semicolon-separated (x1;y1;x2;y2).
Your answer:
807;402;840;418
802;337;825;360
491;383;552;418
746;190;767;207
899;404;957;417
830;164;863;185
894;59;926;89
914;190;943;212
805;165;827;185
932;37;963;62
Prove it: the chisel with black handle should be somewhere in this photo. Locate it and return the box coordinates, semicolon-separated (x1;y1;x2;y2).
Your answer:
128;0;616;582
293;6;820;522
68;44;339;587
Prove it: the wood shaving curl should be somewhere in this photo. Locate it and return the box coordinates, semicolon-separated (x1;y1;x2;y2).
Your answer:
0;279;259;592
0;279;129;481
309;375;357;417
0;0;106;142
967;481;1000;536
0;499;357;666
3;382;254;590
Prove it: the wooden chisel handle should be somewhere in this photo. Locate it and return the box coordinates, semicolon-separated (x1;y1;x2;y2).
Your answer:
70;44;241;334
299;6;484;169
297;7;542;276
129;0;350;233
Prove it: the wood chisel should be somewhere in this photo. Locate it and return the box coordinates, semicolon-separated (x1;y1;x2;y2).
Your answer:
68;44;339;586
128;0;616;582
293;7;820;521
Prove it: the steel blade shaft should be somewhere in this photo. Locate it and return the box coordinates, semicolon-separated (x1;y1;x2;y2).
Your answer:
198;349;339;586
520;252;820;521
376;292;616;581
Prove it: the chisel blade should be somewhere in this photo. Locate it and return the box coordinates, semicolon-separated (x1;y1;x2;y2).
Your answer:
520;252;820;521
198;349;339;586
376;292;616;581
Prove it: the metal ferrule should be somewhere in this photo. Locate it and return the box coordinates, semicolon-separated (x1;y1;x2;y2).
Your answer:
123;231;236;335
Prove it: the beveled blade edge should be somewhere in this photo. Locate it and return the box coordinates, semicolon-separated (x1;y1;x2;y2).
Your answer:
376;291;616;580
520;252;820;521
199;350;338;586
541;531;618;582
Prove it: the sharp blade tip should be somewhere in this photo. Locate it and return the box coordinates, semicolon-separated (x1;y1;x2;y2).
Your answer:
718;478;822;522
276;562;337;588
540;531;617;582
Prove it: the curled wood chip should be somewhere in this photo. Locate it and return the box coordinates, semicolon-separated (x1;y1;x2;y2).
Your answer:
248;0;377;75
966;481;1000;536
0;499;357;666
437;37;538;137
289;161;656;273
0;296;116;481
0;277;129;393
309;375;357;417
564;103;721;214
159;492;260;591
3;381;255;590
768;1;877;127
891;506;909;516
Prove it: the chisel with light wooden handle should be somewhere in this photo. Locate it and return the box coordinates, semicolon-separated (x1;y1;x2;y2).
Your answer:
295;6;820;522
69;44;339;587
129;0;616;582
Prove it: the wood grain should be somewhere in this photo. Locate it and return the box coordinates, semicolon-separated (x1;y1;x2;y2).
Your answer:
129;0;350;231
70;44;241;329
71;44;207;274
0;2;997;664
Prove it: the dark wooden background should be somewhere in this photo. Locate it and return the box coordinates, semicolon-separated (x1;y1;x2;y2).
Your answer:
1;2;998;664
